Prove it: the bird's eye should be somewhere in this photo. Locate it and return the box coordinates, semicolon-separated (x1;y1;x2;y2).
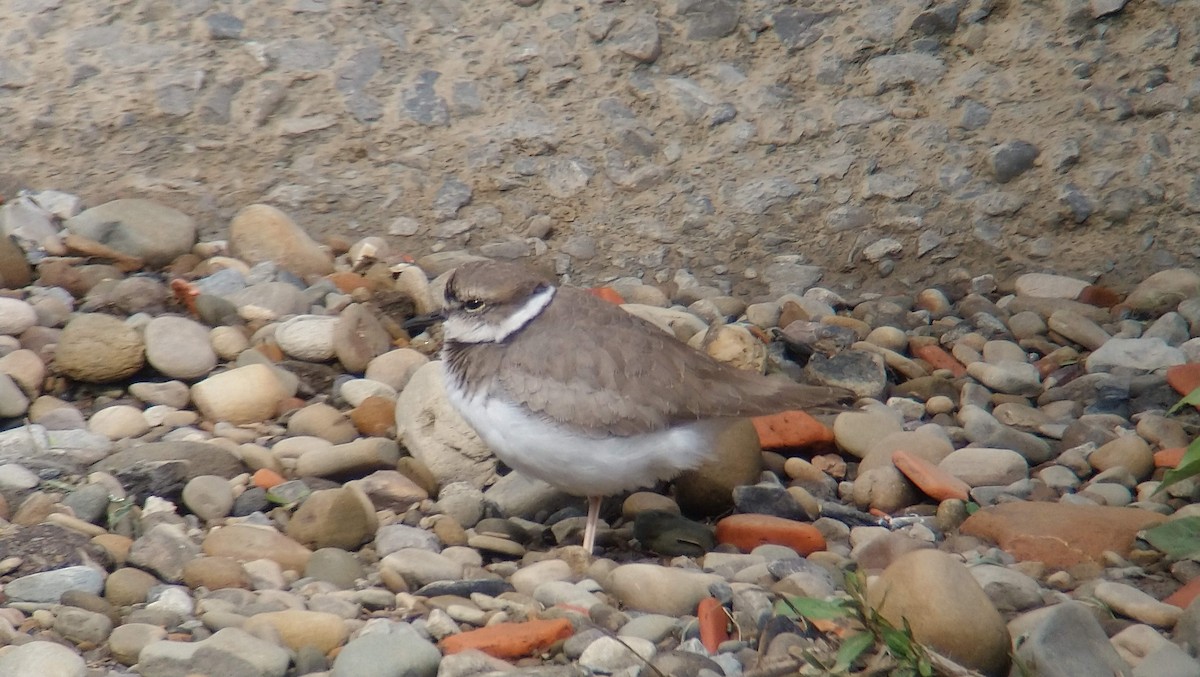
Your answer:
463;299;485;312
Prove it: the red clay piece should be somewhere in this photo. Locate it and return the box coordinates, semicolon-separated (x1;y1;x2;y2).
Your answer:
715;514;826;555
252;468;286;490
439;618;574;659
751;410;835;451
911;344;967;377
1166;364;1200;409
1166;577;1200;609
1156;447;1187;469
587;287;625;305
697;597;730;653
892;450;971;502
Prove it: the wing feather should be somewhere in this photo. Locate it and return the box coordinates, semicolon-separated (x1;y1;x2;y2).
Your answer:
493;287;848;436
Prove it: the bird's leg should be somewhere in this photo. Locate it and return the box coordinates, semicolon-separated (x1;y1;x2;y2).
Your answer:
583;495;602;553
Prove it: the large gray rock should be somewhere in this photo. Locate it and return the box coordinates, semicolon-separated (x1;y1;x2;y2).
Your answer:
138;627;289;677
65;198;196;267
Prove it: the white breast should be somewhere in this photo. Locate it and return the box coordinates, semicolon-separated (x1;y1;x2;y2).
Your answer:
443;369;723;497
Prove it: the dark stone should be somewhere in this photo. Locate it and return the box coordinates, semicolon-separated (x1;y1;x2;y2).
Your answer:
1059;183;1095;223
231;486;270;516
402;70;450;126
772;7;831;50
908;4;959;36
433;176;472;221
632;510;716;556
0;524;112;577
205;13;244;40
679;0;741;41
639;650;724;676
959;100;992;130
990;140;1040;183
731;484;814;521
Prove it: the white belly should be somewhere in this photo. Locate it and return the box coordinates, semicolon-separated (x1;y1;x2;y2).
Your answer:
444;376;722;496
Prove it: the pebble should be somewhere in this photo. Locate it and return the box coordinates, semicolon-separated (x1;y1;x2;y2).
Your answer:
607;563;724;616
868;549;1010;675
139;627;290;677
1094;581;1183;628
54;313;145;383
332;622;441;676
143;315;218;379
181;475;236;521
5;565;105;603
229;204;334;278
0;297;37;335
938;447;1029;487
191;364;293;424
276;314;339;362
87;404;150;440
0;641;87;677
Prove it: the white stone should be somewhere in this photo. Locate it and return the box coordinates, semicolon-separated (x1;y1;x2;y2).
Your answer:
191;364;293;424
276;315;338;362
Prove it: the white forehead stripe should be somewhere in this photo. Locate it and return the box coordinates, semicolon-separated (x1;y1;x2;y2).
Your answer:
443;284;556;343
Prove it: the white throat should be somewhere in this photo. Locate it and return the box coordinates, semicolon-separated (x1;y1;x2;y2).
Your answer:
443;284;556;343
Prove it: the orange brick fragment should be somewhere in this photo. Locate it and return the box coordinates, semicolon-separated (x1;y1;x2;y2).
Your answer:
697;598;729;653
1166;577;1200;609
1155;447;1187;469
1167;364;1200;410
327;271;375;293
892;449;970;502
911;344;967;377
439;618;574;659
714;514;825;555
751;410;835;451
252;468;286;490
587;287;625;305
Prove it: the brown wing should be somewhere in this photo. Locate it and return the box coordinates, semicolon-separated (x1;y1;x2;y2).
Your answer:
496;286;849;436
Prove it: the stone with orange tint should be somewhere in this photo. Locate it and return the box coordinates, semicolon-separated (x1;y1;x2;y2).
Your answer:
350;396;396;437
439;618;574;659
892;450;970;502
715;514;826;555
960;502;1166;569
910;343;967;377
751;410;836;451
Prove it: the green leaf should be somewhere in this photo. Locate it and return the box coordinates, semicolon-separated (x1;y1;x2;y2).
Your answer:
881;625;914;656
832;631;875;672
776;596;851;620
1154;436;1200;495
1167;386;1200;415
1141;516;1200;559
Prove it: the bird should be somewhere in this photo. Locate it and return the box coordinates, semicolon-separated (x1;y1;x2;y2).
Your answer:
437;260;850;553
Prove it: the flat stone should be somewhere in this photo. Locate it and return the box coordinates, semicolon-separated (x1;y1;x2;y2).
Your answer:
138;627;289;677
65;198;196;267
960;502;1166;568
